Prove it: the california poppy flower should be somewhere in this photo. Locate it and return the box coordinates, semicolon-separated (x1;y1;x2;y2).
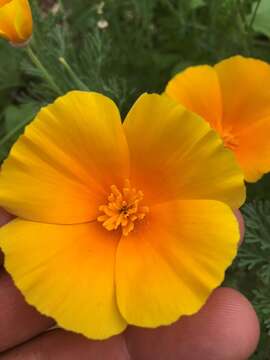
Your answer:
165;55;270;182
0;0;32;45
0;91;245;339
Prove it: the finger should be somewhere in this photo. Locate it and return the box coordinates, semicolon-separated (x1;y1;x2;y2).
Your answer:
0;271;54;353
0;208;14;266
234;209;245;245
0;208;13;228
1;329;130;360
1;288;259;360
125;287;260;360
0;207;248;359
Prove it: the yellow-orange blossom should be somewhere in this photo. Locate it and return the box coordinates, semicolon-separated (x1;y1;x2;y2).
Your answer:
0;91;245;339
0;0;32;44
166;55;270;182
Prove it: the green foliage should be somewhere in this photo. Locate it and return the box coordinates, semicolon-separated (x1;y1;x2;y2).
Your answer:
228;200;270;358
1;0;270;357
0;103;38;161
249;0;270;38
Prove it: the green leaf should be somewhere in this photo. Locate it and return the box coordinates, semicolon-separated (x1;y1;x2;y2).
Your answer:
0;103;38;162
250;0;270;38
190;0;205;9
4;103;37;132
0;40;23;91
247;173;270;201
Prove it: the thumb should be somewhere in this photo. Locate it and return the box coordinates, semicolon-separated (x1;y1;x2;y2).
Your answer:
0;208;14;266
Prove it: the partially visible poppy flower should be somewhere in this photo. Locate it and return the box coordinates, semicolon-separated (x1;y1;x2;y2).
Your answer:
0;91;245;340
0;0;32;45
165;55;270;182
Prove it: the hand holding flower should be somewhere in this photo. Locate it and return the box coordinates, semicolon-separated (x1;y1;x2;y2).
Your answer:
0;208;260;359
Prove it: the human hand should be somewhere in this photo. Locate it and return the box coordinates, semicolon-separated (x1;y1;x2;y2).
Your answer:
0;208;259;360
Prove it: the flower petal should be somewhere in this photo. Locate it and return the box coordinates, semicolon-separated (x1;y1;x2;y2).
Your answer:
0;91;129;224
116;199;239;327
234;117;270;182
165;65;222;131
0;0;32;44
0;1;12;7
0;219;126;340
14;0;32;41
215;55;270;131
124;94;245;208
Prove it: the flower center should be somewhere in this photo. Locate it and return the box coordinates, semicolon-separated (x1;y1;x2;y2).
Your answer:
222;130;239;151
97;180;149;236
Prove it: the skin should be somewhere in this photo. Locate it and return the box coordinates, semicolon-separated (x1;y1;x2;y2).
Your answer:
0;208;260;360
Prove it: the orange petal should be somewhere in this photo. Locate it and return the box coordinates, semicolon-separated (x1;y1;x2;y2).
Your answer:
165;56;270;182
0;1;12;6
165;65;222;131
116;199;239;327
234;117;270;182
124;93;245;209
0;219;126;340
0;91;129;224
215;55;270;132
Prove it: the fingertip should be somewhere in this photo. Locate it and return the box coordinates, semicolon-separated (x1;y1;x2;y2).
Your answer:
0;208;13;227
0;208;14;266
0;271;54;352
199;287;260;359
125;287;260;360
234;209;245;245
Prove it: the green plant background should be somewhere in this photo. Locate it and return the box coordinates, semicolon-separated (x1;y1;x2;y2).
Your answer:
0;0;270;358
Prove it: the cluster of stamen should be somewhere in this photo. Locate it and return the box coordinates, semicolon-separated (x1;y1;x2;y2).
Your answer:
222;130;239;151
97;180;149;236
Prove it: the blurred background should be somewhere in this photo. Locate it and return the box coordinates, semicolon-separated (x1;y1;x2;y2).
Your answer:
0;0;270;358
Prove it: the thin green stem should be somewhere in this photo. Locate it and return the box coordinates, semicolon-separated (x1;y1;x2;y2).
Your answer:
0;118;31;148
26;46;62;96
248;0;262;32
59;57;89;91
160;0;181;22
59;0;64;10
235;0;250;54
59;0;67;25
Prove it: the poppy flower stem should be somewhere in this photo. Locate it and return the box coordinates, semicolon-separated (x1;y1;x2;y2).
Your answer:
59;57;89;92
26;46;62;96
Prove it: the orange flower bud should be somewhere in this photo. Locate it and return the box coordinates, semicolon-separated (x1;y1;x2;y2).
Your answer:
0;0;32;45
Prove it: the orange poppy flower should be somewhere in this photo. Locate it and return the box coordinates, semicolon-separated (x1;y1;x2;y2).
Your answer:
165;55;270;182
0;91;245;339
0;0;32;45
